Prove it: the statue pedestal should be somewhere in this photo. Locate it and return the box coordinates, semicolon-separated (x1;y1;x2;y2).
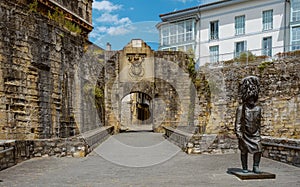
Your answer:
231;170;276;180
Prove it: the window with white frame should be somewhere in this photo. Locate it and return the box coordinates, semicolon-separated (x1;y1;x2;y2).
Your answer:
263;10;273;31
160;19;194;47
170;24;177;44
292;0;300;22
162;27;169;45
235;15;245;35
292;26;300;50
235;41;247;57
210;21;219;40
262;37;272;56
185;20;193;41
210;45;219;63
178;22;185;43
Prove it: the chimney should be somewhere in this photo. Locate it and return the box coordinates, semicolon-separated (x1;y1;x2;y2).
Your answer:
106;42;111;51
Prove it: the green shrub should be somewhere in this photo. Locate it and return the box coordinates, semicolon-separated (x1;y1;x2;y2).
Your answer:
28;0;38;13
234;51;256;64
258;61;273;73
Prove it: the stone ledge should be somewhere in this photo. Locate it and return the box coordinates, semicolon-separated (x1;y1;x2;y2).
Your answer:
81;126;114;150
262;136;300;167
0;141;16;170
0;126;114;170
163;126;234;154
164;127;300;167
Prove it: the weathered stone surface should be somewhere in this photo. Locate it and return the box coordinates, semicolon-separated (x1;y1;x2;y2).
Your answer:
0;126;113;170
0;0;105;140
105;40;192;133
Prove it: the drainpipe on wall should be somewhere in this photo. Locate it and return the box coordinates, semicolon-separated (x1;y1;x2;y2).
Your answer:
284;0;290;52
197;5;201;68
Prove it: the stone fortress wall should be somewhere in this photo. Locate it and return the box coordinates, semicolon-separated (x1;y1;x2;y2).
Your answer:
0;0;105;140
51;0;93;24
0;0;111;170
199;57;300;139
167;55;300;166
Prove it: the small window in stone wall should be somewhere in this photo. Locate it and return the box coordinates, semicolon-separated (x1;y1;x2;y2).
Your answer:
79;7;83;17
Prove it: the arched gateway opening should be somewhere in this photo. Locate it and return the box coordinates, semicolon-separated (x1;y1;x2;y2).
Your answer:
120;92;152;131
105;39;193;133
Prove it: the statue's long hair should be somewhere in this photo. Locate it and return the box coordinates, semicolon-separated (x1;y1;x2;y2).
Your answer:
240;76;260;103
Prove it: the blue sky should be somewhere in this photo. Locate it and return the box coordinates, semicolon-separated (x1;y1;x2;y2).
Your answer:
89;0;217;50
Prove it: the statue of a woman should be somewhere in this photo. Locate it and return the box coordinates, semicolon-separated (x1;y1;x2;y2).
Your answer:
235;76;262;173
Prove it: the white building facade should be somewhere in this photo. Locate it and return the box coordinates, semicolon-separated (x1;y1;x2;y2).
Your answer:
157;0;296;67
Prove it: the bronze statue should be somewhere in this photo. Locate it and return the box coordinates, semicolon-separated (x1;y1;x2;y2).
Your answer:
235;76;262;173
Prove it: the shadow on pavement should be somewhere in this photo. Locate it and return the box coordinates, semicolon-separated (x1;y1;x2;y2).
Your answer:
227;168;244;175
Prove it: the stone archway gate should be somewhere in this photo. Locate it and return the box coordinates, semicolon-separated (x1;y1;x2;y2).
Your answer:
104;39;195;132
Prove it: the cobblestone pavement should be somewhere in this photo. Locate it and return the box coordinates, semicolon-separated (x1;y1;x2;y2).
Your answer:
0;132;299;187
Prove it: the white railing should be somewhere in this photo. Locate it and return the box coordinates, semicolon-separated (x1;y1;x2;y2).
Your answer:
197;45;300;67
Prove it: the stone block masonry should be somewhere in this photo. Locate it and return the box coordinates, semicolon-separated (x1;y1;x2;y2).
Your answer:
104;41;193;133
164;126;300;167
0;140;16;170
165;55;300;167
0;0;105;139
0;126;114;170
198;57;300;139
262;136;300;167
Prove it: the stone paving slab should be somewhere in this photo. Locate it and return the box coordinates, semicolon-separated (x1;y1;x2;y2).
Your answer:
0;132;299;187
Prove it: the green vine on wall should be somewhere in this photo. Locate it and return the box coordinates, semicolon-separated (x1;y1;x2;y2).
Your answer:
28;1;82;35
224;51;257;65
186;49;197;81
258;61;273;73
48;8;82;35
28;0;38;13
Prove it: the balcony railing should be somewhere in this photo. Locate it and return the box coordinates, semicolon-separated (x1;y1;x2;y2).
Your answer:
197;45;300;67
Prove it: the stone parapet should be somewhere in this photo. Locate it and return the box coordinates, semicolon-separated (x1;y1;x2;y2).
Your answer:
0;126;113;170
164;126;193;150
81;126;114;150
262;136;300;167
164;127;300;167
0;140;16;170
163;126;238;154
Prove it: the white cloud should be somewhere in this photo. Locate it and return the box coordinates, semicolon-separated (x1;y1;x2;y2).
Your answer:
93;0;122;12
96;13;131;25
92;24;134;36
92;1;133;37
96;13;118;23
95;26;109;33
176;0;193;3
107;25;134;36
118;17;131;25
90;21;158;50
